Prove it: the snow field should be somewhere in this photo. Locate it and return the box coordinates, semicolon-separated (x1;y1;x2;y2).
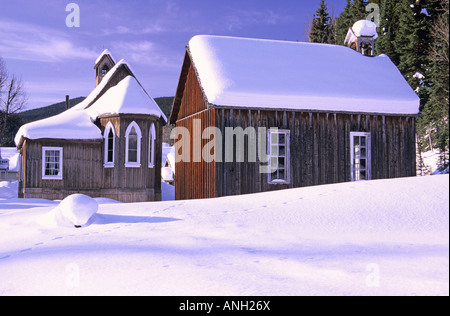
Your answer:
0;175;448;295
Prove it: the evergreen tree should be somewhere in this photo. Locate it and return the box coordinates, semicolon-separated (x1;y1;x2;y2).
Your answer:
422;0;449;164
349;0;367;21
375;0;401;65
336;0;353;45
309;0;333;43
395;0;432;94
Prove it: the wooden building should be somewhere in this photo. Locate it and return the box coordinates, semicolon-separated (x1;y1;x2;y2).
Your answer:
15;50;167;202
169;35;420;200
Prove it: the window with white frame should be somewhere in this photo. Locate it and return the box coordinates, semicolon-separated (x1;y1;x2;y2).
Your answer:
268;129;290;184
350;132;371;181
104;122;115;168
125;121;142;167
148;123;156;168
42;147;63;180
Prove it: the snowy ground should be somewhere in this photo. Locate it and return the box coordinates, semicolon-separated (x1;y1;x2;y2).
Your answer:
0;175;448;296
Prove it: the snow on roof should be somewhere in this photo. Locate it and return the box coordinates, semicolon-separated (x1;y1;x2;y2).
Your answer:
86;75;167;121
94;49;116;67
14;105;103;145
352;20;378;38
344;20;378;46
188;35;419;115
15;59;166;146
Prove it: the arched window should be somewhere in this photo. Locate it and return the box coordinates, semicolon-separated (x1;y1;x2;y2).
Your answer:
125;121;142;167
104;122;116;168
148;123;156;168
101;64;109;77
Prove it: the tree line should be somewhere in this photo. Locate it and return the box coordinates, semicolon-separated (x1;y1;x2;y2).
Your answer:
308;0;449;172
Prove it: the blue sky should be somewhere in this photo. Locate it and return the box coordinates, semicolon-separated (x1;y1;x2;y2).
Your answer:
0;0;348;110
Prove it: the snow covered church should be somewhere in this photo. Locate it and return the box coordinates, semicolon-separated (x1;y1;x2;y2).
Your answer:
170;21;420;200
15;50;167;202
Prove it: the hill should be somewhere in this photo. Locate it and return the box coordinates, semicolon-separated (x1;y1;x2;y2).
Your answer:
19;96;174;124
19;97;86;124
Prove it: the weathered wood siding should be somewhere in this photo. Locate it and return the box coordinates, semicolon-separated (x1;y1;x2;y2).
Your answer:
21;114;163;202
212;109;416;198
176;62;208;121
174;108;216;200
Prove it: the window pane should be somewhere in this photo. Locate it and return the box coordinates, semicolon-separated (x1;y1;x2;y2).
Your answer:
107;130;114;163
278;169;285;180
360;159;366;169
271;145;279;156
354;136;359;146
279;145;285;156
360;170;366;180
361;137;366;146
279;134;285;145
361;148;366;158
44;150;61;176
129;149;137;163
278;157;285;169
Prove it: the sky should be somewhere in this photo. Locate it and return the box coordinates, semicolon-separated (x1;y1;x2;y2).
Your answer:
0;0;348;110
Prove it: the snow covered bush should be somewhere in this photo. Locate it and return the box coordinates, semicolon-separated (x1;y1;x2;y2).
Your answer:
55;194;98;228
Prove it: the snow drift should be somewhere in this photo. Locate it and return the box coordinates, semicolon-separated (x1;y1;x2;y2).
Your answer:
0;175;448;295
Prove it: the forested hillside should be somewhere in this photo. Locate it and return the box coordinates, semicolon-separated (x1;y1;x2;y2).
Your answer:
0;96;174;147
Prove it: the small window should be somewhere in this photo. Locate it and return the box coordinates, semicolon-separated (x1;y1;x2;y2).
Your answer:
350;132;371;181
125;121;142;168
268;129;290;184
101;65;109;77
148;123;156;168
42;147;63;180
104;122;115;168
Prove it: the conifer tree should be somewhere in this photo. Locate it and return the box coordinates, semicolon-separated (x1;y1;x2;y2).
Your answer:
309;0;333;43
336;0;353;45
375;0;401;65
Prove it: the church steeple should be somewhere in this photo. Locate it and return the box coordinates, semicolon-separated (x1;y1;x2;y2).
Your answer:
344;20;378;57
93;49;116;87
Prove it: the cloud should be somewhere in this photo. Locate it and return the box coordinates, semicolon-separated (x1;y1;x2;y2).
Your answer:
0;19;98;62
110;40;179;69
102;23;165;36
224;10;289;31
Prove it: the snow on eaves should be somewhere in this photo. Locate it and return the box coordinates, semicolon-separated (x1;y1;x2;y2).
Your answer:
15;59;166;146
188;35;419;115
94;49;116;67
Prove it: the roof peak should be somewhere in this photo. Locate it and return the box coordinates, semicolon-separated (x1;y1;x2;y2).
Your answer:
94;49;116;68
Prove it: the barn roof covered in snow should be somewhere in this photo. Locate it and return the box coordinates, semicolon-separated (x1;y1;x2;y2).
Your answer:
172;35;419;121
15;58;166;147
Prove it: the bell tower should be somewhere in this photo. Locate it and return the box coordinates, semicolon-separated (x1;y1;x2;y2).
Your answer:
344;20;378;57
93;49;116;87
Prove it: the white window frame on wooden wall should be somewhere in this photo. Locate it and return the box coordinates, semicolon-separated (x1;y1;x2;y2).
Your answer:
350;132;372;181
125;121;142;168
42;147;63;180
148;122;156;168
267;129;290;184
104;122;116;168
